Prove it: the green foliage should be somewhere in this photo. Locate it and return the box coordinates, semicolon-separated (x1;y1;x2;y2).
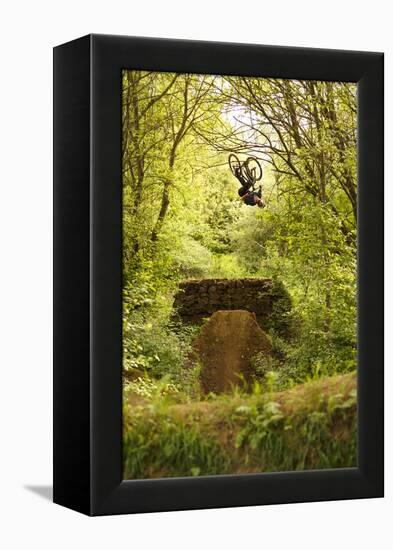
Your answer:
123;408;231;479
123;374;357;478
125;376;180;400
122;266;199;387
121;71;358;477
228;197;357;378
233;386;357;471
122;74;357;385
123;310;198;387
250;350;297;392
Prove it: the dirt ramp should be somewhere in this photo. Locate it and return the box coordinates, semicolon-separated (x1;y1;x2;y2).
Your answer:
193;310;272;394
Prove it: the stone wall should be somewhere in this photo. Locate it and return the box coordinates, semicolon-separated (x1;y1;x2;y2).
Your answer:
173;278;292;336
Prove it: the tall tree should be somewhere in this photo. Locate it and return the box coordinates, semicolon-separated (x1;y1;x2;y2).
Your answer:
122;70;179;254
201;77;357;244
150;74;216;241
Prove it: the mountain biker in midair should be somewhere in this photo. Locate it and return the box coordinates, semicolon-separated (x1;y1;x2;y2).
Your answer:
229;156;265;209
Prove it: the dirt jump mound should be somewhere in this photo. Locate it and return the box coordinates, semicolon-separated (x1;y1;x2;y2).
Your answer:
193;310;272;394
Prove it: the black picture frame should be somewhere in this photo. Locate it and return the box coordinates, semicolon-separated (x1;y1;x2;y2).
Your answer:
53;34;384;516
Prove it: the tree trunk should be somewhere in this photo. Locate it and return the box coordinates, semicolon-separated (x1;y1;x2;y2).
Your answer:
151;180;171;242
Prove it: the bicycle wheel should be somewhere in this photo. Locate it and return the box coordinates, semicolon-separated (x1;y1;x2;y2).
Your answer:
228;153;241;176
244;157;263;182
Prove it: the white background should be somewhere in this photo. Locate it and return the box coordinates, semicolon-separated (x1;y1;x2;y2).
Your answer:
0;1;390;548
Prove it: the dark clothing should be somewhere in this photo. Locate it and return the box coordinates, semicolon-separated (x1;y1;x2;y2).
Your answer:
234;167;252;190
244;191;260;206
233;159;264;208
238;186;262;206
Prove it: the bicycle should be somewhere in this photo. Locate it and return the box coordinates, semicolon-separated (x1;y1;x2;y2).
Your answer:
228;154;263;192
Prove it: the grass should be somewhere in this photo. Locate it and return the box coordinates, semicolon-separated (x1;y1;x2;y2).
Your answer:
123;371;357;479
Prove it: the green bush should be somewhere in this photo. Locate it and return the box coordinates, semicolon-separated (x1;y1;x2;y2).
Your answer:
123;373;357;479
123;409;231;479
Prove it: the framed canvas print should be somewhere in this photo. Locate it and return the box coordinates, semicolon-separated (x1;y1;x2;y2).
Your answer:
53;34;384;516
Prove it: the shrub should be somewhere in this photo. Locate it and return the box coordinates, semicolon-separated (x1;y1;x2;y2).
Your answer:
123;373;357;478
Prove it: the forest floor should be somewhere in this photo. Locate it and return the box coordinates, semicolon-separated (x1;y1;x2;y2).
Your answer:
123;371;357;479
